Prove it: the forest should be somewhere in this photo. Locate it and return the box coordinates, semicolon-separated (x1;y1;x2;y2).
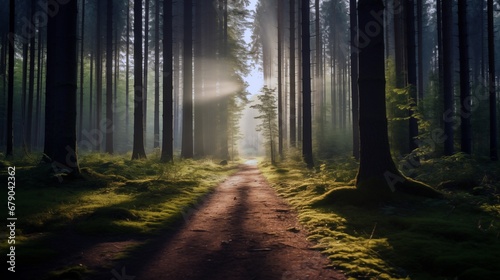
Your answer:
1;0;500;279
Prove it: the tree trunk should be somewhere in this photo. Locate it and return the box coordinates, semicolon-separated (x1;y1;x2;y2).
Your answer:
350;0;359;160
132;0;147;159
79;0;85;142
126;0;130;146
26;0;37;152
202;0;217;156
315;0;323;140
392;0;409;155
21;42;28;150
95;0;103;152
435;0;444;136
269;116;275;165
301;0;314;168
330;1;337;130
173;41;180;150
161;0;174;162
43;0;79;174
0;34;6;147
297;0;302;143
34;28;43;149
105;0;114;154
114;26;119;142
6;0;14;156
458;0;471;154
219;0;229;160
488;0;498;161
289;0;296;148
154;0;160;149
193;0;204;157
356;0;402;191
442;0;454;156
277;0;283;159
407;0;419;153
416;0;424;101
355;0;440;199
181;0;193;158
89;49;94;132
143;0;150;137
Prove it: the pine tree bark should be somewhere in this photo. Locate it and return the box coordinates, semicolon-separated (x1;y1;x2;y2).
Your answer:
442;0;454;156
0;34;6;147
34;29;43;149
161;0;174;162
407;0;419;153
154;0;160;149
314;0;323;139
416;0;424;101
181;0;194;158
350;0;359;160
220;0;229;160
173;40;180;150
297;0;303;143
89;49;94;132
289;0;296;148
105;0;114;154
355;0;440;199
21;42;28;150
488;0;498;161
301;0;314;168
43;0;79;174
114;26;119;138
193;0;204;157
6;0;14;156
393;0;409;155
458;0;471;154
202;1;217;156
132;0;147;159
26;0;36;152
277;0;283;159
95;0;103;152
126;0;130;144
143;0;150;136
356;0;406;191
79;0;85;142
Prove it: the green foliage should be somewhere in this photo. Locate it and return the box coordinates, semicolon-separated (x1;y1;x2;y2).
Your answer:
413;71;445;158
386;59;410;157
260;158;500;280
250;86;278;163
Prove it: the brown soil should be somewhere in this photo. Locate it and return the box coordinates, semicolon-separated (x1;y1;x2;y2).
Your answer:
132;163;346;280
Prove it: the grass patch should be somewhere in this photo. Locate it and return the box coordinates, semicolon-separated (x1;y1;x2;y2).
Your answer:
44;265;91;280
260;157;500;280
0;153;238;277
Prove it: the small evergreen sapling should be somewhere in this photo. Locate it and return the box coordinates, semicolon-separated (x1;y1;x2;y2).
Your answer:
251;86;278;165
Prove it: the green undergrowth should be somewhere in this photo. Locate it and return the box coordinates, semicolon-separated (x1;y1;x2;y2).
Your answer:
0;152;238;275
260;156;500;280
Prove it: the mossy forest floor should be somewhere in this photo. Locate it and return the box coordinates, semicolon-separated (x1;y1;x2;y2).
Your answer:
0;152;239;279
1;152;499;279
261;154;500;280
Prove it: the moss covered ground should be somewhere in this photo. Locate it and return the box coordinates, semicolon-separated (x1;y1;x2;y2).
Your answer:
260;155;500;280
0;152;238;279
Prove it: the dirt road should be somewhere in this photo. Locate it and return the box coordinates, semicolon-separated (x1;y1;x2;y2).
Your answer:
135;162;346;280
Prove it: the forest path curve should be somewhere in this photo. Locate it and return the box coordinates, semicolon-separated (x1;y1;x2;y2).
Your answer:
136;161;346;280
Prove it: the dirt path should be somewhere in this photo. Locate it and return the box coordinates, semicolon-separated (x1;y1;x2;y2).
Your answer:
134;162;346;280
